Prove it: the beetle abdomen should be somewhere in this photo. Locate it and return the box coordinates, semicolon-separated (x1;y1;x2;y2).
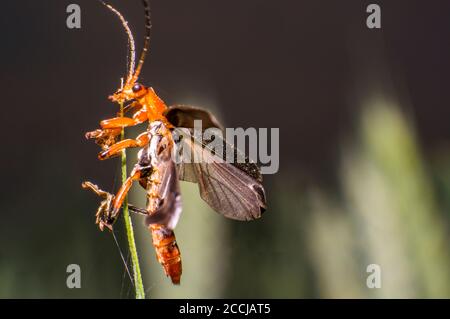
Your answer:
149;224;182;284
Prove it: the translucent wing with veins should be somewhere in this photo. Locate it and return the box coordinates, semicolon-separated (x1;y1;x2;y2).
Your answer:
167;106;266;221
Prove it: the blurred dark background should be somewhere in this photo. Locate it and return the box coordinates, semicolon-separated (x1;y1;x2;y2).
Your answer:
0;0;449;298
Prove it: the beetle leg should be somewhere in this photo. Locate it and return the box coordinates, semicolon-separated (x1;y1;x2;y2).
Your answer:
108;166;143;223
81;181;115;231
85;128;121;150
94;200;113;231
98;132;150;160
85;102;142;149
100;108;148;129
81;181;110;198
128;204;149;216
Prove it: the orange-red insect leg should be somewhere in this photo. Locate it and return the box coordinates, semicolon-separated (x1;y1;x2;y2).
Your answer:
109;168;142;221
100;109;149;129
98;132;150;160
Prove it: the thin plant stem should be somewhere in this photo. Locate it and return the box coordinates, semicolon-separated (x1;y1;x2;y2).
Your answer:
120;102;146;299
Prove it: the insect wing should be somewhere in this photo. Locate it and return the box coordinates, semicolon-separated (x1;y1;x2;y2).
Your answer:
141;127;182;230
173;129;266;221
144;159;182;230
165;105;223;130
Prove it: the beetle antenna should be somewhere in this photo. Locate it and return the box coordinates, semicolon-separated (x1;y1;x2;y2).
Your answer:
98;1;136;84
130;0;152;85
